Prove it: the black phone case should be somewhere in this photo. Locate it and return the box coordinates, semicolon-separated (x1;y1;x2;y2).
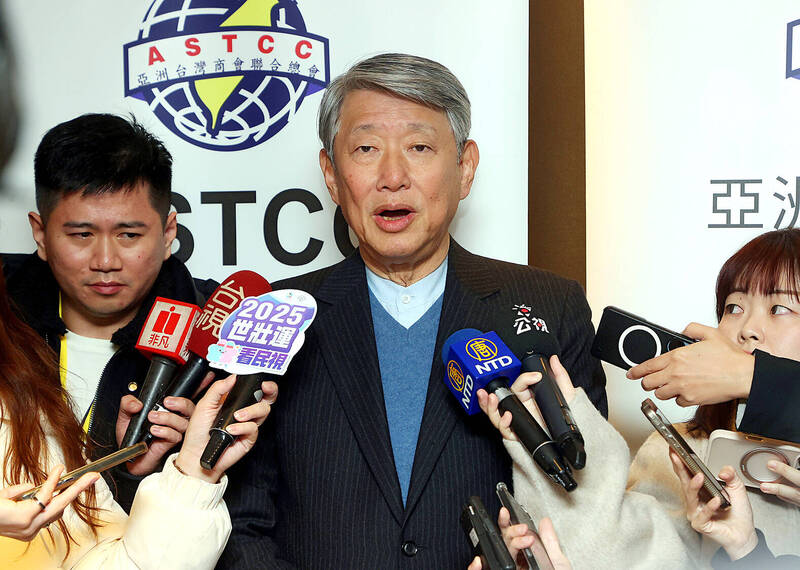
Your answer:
591;306;694;370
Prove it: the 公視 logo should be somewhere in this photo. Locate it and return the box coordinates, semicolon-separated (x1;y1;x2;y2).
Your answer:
124;0;330;151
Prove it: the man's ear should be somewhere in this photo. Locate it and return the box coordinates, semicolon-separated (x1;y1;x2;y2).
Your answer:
458;140;480;200
162;211;178;260
28;212;48;261
319;148;340;205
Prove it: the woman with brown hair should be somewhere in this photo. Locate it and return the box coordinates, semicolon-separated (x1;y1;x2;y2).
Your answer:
0;266;276;568
478;228;800;568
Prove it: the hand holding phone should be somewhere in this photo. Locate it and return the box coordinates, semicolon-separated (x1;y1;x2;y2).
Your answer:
17;442;148;502
496;482;554;570
592;307;694;370
641;399;730;508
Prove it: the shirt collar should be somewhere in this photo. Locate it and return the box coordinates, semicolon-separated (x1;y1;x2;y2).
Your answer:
366;257;448;328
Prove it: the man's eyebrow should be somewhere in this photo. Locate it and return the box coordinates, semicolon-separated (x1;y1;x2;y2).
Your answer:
350;122;438;135
62;221;148;229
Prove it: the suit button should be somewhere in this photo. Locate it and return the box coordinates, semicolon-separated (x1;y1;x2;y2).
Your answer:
401;540;418;557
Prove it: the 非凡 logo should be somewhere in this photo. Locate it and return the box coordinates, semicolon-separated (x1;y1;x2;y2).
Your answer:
124;0;330;151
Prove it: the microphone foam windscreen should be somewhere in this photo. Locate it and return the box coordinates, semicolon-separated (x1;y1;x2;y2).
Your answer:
441;328;483;363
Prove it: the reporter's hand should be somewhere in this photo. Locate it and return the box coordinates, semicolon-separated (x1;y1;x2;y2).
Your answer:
627;323;754;406
670;451;757;560
174;375;278;483
116;395;191;476
466;512;572;570
115;372;215;476
0;465;99;541
760;459;800;507
477;355;576;441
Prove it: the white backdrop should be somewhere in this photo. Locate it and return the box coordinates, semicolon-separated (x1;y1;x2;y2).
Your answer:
0;0;529;282
586;0;800;449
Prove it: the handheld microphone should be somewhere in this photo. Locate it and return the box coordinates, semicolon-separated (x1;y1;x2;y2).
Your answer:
461;495;515;570
121;297;200;448
498;326;586;470
442;329;576;491
200;288;317;469
141;271;272;444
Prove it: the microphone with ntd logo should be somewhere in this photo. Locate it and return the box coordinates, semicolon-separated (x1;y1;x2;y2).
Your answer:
442;328;577;492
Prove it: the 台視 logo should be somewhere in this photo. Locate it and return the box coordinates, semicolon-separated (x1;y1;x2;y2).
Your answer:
124;0;330;151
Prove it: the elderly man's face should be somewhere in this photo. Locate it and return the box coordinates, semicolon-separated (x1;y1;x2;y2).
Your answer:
321;89;478;276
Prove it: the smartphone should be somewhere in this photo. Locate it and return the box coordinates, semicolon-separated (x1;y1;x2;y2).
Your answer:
641;399;730;508
706;429;800;489
496;482;554;570
591;306;694;370
18;442;148;501
460;495;515;570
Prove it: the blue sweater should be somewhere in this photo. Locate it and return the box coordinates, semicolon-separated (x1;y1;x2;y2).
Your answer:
369;291;443;505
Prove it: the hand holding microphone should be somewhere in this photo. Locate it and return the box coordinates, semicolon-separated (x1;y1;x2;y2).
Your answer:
119;297;200;455
199;288;317;469
442;329;576;491
173;375;278;482
496;325;585;470
140;271;273;445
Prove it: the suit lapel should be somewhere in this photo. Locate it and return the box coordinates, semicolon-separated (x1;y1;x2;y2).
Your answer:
403;241;500;519
313;254;405;522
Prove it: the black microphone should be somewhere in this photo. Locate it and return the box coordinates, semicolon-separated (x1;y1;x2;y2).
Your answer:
498;326;586;470
442;329;576;491
200;372;266;469
121;297;200;448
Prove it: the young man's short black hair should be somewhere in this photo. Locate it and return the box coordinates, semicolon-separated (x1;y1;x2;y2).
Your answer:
34;114;173;222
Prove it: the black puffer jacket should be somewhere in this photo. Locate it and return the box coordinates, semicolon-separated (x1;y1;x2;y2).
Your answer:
2;252;217;512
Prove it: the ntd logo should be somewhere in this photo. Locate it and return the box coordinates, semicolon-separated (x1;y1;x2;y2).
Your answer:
475;355;515;375
465;337;497;362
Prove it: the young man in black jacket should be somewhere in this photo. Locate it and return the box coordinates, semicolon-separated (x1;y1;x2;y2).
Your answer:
2;114;216;511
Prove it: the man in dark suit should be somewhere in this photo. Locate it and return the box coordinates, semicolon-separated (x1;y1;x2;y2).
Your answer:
218;53;607;569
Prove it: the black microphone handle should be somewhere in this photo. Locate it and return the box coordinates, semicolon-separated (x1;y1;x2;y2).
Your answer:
121;355;179;448
486;379;551;455
486;379;577;492
522;353;586;469
200;372;265;470
142;354;210;445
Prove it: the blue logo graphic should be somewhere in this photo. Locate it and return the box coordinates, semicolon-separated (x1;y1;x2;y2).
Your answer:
124;0;330;151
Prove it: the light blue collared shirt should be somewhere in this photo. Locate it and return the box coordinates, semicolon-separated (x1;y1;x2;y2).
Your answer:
365;257;448;329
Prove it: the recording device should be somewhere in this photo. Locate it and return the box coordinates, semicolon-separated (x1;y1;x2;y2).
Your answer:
442;329;576;491
706;429;800;489
641;399;730;508
200;289;317;469
141;271;272;444
460;495;516;570
496;482;554;570
591;306;694;370
121;297;200;448
18;442;148;501
498;326;585;470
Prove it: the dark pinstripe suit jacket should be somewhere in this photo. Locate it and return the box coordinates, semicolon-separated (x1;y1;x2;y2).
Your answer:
218;241;607;569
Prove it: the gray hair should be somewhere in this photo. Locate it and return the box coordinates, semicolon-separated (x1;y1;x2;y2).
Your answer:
318;53;471;162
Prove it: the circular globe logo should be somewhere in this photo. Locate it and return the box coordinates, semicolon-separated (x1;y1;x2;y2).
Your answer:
124;0;330;151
